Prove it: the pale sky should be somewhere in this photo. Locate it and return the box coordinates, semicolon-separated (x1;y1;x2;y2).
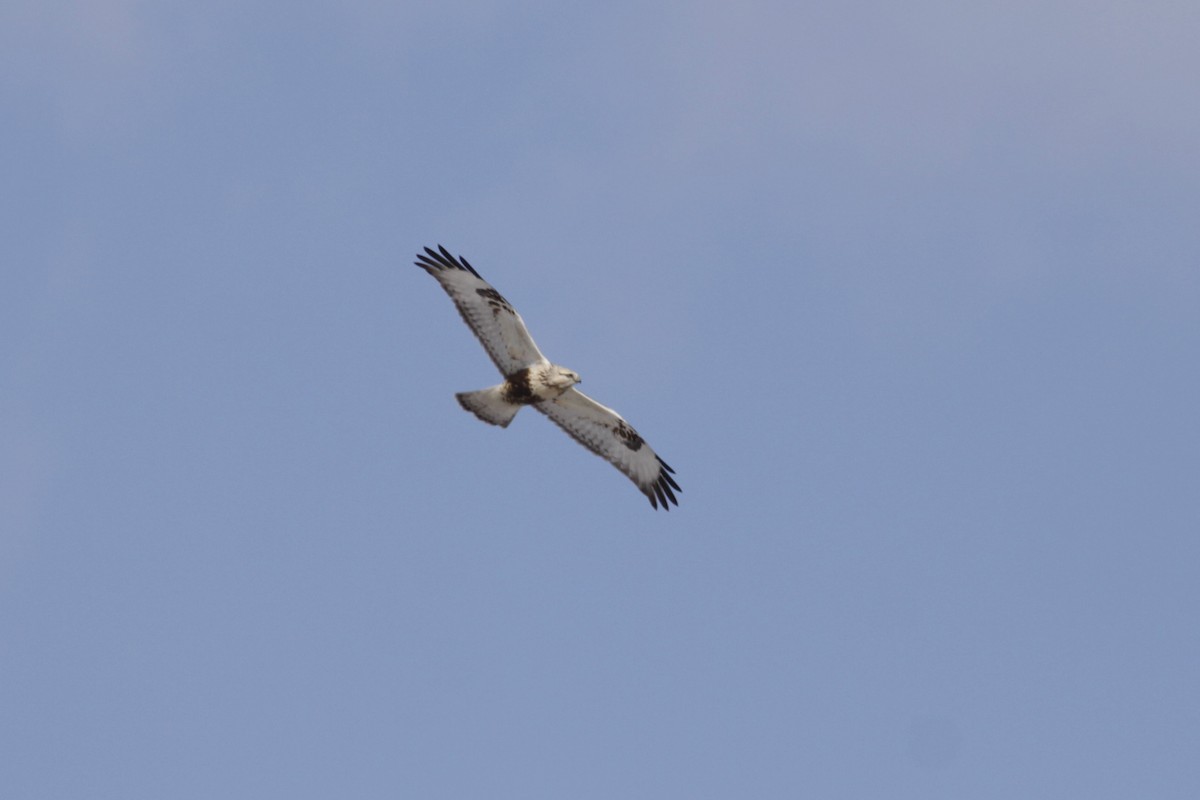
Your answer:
3;2;1199;797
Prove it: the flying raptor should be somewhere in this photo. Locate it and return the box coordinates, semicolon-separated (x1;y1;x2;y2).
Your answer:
415;245;681;510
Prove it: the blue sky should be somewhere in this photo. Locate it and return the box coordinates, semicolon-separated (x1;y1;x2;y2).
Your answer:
3;1;1199;797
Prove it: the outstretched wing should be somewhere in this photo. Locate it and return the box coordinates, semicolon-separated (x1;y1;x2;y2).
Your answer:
415;245;547;375
536;388;681;510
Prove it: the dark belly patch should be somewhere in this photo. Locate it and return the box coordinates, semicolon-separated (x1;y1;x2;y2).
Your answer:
502;367;537;404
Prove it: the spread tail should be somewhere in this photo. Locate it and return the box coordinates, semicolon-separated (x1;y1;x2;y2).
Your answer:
456;385;521;428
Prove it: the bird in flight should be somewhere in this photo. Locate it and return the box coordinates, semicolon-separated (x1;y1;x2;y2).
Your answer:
415;245;681;510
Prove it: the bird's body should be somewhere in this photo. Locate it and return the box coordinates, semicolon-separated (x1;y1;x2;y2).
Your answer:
415;245;681;510
455;363;579;427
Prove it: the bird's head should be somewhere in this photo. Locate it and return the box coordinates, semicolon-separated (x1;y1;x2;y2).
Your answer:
547;365;581;391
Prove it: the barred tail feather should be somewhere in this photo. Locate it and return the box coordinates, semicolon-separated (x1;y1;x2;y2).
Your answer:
456;386;522;428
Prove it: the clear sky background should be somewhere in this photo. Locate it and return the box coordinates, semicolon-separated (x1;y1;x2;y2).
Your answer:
3;2;1198;797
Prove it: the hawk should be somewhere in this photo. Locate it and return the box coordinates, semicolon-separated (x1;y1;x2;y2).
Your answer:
415;245;681;510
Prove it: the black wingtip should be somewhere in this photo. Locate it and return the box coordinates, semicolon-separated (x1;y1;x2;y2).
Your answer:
651;481;667;510
646;465;680;511
415;245;481;278
458;254;481;278
654;456;681;497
